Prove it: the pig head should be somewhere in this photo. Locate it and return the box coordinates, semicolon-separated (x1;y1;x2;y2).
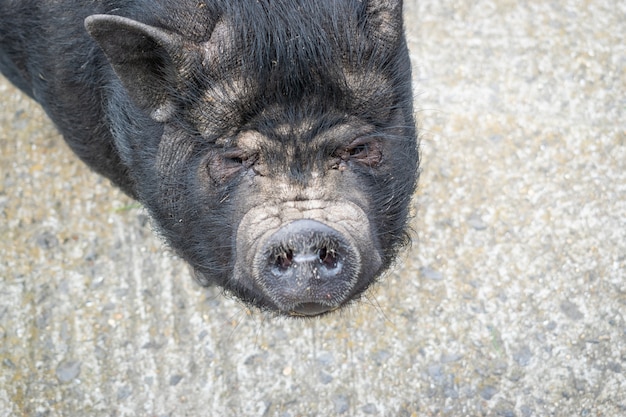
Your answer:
2;0;419;316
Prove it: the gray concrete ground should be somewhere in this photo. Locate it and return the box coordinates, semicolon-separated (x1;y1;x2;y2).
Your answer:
1;1;625;416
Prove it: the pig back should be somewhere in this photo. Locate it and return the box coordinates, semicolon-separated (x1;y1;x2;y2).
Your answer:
0;1;140;195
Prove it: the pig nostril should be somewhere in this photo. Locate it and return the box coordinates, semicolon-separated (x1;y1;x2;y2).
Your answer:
318;247;338;269
273;249;293;272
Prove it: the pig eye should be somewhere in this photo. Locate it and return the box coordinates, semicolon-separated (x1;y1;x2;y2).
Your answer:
223;149;258;168
206;148;255;184
225;154;244;166
349;143;368;157
337;137;382;167
223;149;247;165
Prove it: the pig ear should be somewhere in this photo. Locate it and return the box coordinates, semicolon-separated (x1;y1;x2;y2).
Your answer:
85;14;187;122
364;0;404;44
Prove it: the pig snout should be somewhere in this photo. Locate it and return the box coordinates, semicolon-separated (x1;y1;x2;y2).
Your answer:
255;220;359;316
234;201;383;316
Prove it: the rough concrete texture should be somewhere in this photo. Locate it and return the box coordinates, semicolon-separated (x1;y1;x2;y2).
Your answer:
1;1;624;416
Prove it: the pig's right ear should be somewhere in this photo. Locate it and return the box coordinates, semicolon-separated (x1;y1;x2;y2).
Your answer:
85;14;190;122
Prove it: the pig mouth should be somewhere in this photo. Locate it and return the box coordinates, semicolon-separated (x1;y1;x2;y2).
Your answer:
233;200;382;316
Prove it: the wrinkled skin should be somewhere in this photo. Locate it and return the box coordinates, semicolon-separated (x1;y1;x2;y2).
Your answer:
0;0;419;316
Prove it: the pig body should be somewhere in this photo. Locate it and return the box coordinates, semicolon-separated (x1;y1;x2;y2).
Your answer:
0;0;419;316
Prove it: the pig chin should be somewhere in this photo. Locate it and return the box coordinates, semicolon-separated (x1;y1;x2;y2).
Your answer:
233;200;382;316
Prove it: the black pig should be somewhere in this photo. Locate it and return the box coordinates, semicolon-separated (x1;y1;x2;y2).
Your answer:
0;0;419;316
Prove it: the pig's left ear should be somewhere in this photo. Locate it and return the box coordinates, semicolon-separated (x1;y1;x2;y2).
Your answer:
85;14;193;122
364;0;405;45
